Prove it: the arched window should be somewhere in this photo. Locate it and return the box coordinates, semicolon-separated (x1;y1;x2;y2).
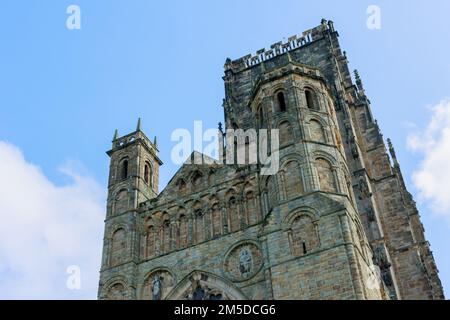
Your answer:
315;158;337;193
192;171;203;188
146;225;155;258
111;228;126;266
283;160;304;200
211;203;221;238
305;89;318;110
178;212;188;249
258;105;265;128
106;283;126;300
310;119;326;143
245;191;259;225
279;121;294;147
144;162;152;186
178;179;187;194
208;171;216;185
194;209;204;243
113;189;128;216
120;160;129;180
228;197;240;232
291;215;319;256
266;176;277;210
161;218;171;253
276;91;287;112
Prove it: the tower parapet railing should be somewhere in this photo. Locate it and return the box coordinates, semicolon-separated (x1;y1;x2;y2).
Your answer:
225;19;336;72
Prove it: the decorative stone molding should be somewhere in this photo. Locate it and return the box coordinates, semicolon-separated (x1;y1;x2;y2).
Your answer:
223;240;263;282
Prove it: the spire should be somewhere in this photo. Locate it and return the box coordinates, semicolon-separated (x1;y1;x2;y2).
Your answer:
354;69;364;91
113;129;119;141
136;117;142;132
153;136;158;147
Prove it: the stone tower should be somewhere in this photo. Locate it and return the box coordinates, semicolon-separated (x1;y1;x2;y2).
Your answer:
98;20;444;300
98;120;162;299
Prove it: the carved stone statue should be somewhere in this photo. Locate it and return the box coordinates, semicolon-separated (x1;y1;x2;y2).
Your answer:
185;279;226;300
239;248;253;278
358;178;372;199
373;246;391;270
366;206;376;222
152;275;162;300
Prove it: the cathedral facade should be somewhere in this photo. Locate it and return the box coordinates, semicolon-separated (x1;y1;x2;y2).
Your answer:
98;20;444;300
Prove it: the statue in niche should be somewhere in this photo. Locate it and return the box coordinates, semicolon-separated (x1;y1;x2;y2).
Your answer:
152;275;163;300
366;206;376;222
344;122;352;143
358;178;372;199
193;285;205;300
350;138;359;158
373;246;391;270
381;269;393;286
239;247;253;278
185;280;226;300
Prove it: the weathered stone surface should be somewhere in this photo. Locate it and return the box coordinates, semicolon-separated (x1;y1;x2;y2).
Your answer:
98;20;444;300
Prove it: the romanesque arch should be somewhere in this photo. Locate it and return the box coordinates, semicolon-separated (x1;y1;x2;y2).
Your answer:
177;207;188;249
309;119;326;143
278;120;294;147
110;226;127;266
313;154;338;193
284;209;320;257
165;271;247;300
101;277;129;300
141;268;176;300
281;159;304;200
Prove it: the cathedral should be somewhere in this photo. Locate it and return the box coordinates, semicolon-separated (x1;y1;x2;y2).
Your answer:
98;20;444;300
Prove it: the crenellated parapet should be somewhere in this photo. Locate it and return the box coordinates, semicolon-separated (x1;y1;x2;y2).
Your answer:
224;19;336;73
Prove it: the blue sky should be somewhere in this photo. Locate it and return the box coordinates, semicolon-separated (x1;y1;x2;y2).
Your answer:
0;0;449;299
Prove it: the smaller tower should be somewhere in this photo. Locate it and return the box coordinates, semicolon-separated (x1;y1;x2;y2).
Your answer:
98;119;162;300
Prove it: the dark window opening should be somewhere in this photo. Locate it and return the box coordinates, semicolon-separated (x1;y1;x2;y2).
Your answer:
302;241;307;254
195;209;203;217
144;164;149;184
305;89;318;110
120;160;128;180
144;162;152;186
163;220;170;228
258;107;265;128
277;92;286;112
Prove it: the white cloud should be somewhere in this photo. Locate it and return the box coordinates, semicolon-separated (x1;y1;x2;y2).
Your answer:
0;141;105;299
407;99;450;219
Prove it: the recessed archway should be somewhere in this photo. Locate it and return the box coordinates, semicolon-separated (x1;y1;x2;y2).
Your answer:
165;270;247;300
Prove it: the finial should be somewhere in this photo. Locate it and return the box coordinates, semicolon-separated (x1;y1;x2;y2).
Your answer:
113;129;119;141
218;122;223;134
354;69;364;91
224;58;232;70
136;117;142;131
321;18;327;26
328;20;335;31
153;136;158;147
387;138;399;166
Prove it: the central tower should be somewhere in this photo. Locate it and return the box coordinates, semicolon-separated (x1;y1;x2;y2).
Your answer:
98;20;444;300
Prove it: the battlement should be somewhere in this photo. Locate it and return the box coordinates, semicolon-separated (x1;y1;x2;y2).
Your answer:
107;119;162;164
225;19;336;73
